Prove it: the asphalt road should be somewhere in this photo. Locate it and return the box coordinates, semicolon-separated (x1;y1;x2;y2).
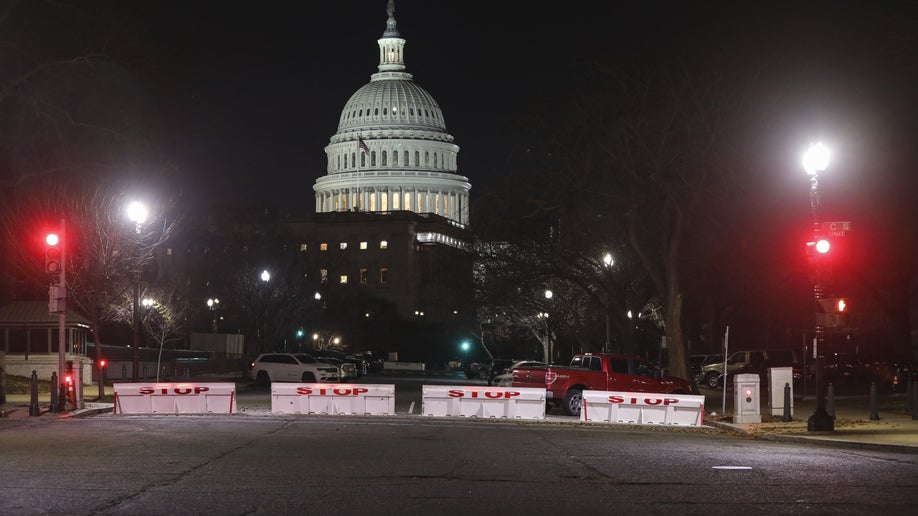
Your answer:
2;411;917;515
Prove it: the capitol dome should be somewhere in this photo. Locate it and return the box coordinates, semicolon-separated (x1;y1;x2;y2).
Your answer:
314;3;471;224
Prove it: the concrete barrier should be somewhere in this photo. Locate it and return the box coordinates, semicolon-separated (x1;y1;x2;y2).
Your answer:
422;385;546;419
113;383;236;415
382;362;426;371
271;383;395;415
581;391;705;427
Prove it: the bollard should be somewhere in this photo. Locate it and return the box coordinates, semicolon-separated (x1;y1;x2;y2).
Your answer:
826;382;835;420
913;382;918;420
50;372;59;413
869;381;880;421
142;364;148;380
908;375;913;413
783;382;792;422
29;370;41;417
57;381;67;412
184;367;190;381
121;364;127;381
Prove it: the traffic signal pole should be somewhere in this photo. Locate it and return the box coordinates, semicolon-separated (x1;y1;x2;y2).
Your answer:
807;168;834;432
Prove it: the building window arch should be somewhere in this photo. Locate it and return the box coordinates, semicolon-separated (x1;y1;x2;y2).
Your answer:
414;151;420;166
424;152;429;166
382;150;387;166
371;151;377;166
393;150;398;166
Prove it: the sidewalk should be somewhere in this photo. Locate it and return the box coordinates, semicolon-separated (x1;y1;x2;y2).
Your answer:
706;390;918;454
4;383;918;454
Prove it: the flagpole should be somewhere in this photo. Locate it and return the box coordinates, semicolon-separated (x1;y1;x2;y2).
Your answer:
355;139;360;211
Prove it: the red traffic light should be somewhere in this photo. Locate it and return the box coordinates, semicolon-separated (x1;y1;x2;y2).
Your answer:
815;239;830;254
99;359;107;368
46;233;60;246
836;299;847;312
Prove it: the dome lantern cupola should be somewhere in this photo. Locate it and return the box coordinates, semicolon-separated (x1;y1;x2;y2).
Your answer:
378;0;405;72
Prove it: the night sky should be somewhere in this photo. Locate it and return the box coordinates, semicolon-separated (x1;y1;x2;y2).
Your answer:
6;0;917;218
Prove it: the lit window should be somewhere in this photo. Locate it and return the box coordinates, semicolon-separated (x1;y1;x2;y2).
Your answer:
380;240;388;249
299;244;308;252
340;242;348;250
320;269;328;284
360;242;368;250
320;243;328;251
379;267;388;284
339;275;348;284
360;268;368;284
166;248;173;256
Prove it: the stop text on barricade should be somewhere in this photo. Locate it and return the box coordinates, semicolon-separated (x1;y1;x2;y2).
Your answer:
422;385;546;419
271;383;395;415
113;383;236;415
581;390;705;427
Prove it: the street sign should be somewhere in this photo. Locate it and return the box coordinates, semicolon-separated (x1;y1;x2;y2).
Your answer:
821;221;851;236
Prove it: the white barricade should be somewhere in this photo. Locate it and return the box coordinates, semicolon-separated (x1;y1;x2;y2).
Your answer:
581;391;705;427
271;383;395;415
113;383;236;415
422;385;546;420
382;362;426;371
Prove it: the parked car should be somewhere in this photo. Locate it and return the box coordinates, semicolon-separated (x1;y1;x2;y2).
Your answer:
464;360;492;380
353;352;384;372
314;356;358;381
312;350;365;378
689;354;721;383
250;353;340;385
486;358;516;385
494;360;546;387
699;349;799;388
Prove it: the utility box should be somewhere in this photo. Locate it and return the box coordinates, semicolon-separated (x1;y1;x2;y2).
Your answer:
734;373;761;424
768;367;794;417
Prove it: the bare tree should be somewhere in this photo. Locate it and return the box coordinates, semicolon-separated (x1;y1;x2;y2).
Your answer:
0;177;180;395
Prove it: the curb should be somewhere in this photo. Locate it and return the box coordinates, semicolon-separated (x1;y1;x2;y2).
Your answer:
764;433;918;455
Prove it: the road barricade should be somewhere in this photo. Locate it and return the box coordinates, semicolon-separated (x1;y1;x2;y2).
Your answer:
422;385;546;420
113;383;236;415
271;383;395;415
581;391;705;427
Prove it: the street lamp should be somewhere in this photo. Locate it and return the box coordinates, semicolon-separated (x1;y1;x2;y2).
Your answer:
804;142;834;432
461;340;470;367
259;270;270;354
207;298;220;333
126;200;148;382
601;253;614;353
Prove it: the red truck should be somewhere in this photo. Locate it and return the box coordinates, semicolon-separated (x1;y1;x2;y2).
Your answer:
511;353;696;416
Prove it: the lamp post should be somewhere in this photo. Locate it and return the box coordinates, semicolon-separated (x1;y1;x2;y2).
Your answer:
126;201;148;382
602;253;614;353
803;142;834;432
259;270;271;354
207;298;220;333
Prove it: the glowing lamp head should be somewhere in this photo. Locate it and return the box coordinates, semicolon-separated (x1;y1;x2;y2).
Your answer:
803;142;830;175
126;201;149;225
46;233;60;246
815;239;831;254
836;299;847;312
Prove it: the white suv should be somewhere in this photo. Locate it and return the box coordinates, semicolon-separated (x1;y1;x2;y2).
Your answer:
251;353;340;385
